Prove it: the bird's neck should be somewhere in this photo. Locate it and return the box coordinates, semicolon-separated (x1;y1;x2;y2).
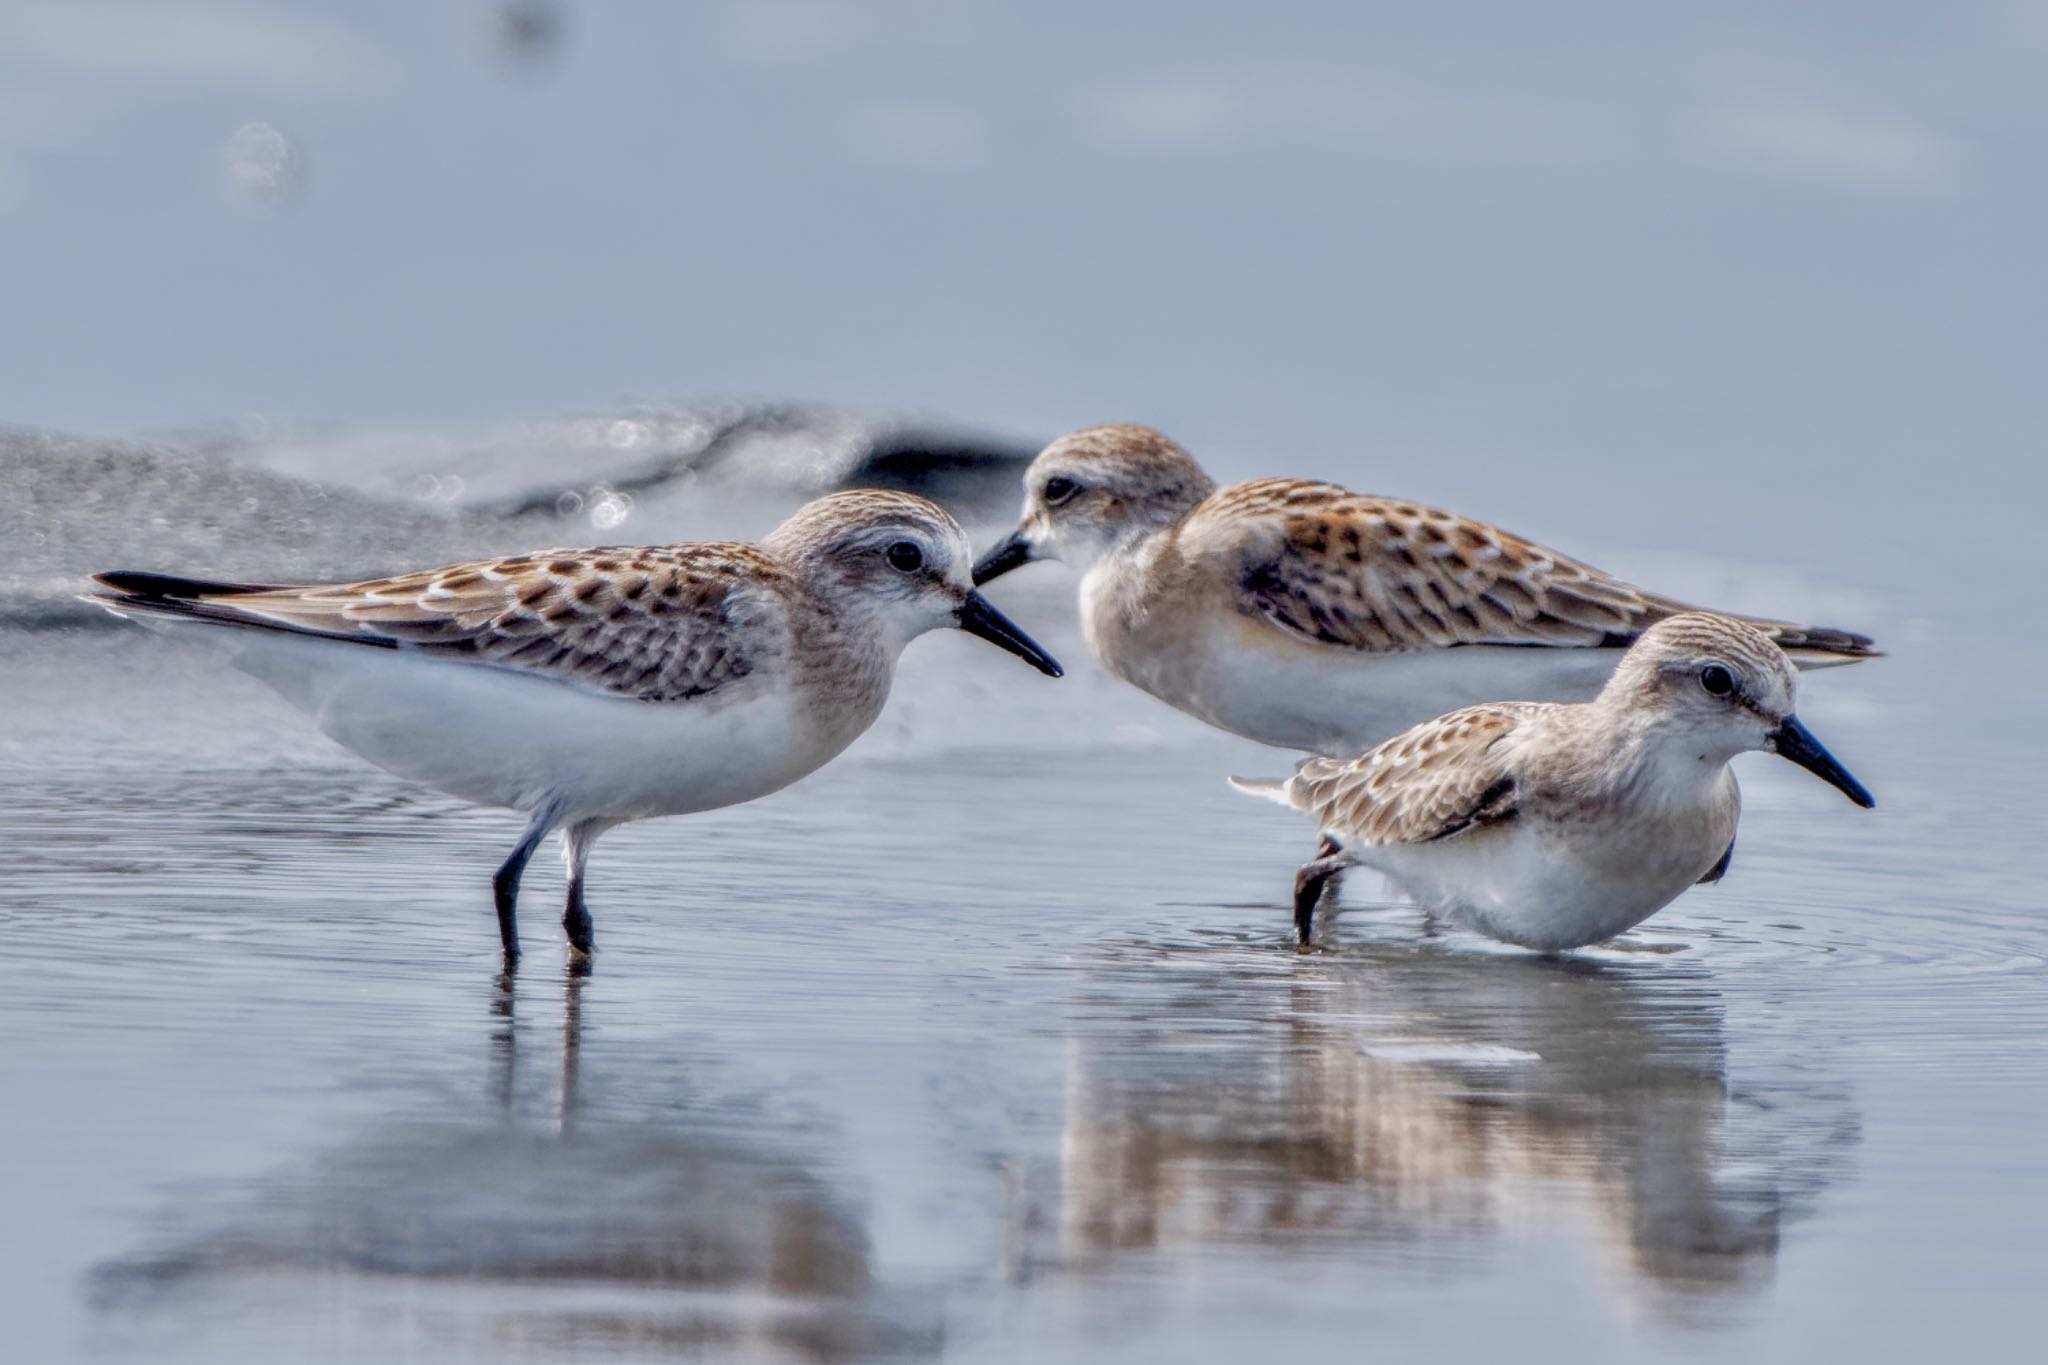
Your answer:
1054;511;1164;581
792;597;898;713
1591;710;1740;810
1078;527;1183;654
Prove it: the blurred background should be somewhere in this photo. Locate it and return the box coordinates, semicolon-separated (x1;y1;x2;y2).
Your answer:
4;1;2041;595
4;6;2045;1363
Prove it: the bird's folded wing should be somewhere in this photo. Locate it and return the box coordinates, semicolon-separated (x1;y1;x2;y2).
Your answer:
1193;479;1872;656
1289;703;1537;846
91;544;795;703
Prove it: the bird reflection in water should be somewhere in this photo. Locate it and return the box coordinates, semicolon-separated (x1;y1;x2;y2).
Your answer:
1021;930;1859;1324
92;966;942;1360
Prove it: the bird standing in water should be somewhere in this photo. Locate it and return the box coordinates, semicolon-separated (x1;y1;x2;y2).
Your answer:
88;490;1063;964
1231;614;1874;951
975;424;1876;756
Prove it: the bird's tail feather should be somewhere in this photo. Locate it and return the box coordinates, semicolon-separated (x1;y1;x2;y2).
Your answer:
93;570;288;601
1227;775;1295;807
83;570;282;627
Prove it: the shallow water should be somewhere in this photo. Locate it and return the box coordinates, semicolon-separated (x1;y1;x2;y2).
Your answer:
3;421;2044;1362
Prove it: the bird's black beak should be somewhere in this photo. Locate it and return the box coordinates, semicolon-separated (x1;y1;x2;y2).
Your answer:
955;590;1063;678
1768;714;1874;808
971;530;1036;586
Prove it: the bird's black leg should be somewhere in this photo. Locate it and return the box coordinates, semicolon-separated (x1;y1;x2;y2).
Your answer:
560;819;612;962
493;805;562;966
1310;832;1348;906
1292;834;1351;946
563;870;593;959
1697;835;1736;885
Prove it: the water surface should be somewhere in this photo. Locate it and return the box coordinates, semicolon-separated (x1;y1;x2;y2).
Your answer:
2;421;2042;1362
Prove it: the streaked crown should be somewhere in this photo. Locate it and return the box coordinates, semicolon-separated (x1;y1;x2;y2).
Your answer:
1016;424;1218;565
1605;611;1799;722
762;488;976;619
765;490;967;570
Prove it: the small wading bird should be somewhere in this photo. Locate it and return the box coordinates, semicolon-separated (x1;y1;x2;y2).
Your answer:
974;424;1877;756
87;490;1062;965
1231;614;1875;951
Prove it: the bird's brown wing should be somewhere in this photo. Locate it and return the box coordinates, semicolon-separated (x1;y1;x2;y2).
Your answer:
90;543;796;703
1184;479;1874;657
1288;703;1540;846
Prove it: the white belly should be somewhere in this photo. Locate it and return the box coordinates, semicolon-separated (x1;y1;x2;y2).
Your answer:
222;632;869;821
1100;607;1627;756
1358;814;1730;952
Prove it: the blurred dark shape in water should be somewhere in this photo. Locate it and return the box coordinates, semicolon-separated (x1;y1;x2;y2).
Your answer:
0;403;1036;629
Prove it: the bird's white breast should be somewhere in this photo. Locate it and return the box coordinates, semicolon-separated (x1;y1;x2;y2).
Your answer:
219;631;876;821
1081;553;1629;756
1357;777;1738;951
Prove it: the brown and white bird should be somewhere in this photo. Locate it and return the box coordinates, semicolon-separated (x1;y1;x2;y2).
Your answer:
1231;613;1875;951
86;490;1063;964
974;424;1876;756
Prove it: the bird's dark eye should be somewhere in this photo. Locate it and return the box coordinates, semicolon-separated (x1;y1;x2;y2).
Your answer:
1699;664;1736;697
885;541;925;573
1042;476;1079;506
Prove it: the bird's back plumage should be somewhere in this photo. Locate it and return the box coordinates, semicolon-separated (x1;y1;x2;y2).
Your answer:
90;545;800;703
1178;478;1876;660
1280;702;1540;846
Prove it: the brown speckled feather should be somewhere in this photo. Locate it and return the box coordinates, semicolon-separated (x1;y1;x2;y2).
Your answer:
1184;479;1867;655
1286;702;1540;845
166;544;798;703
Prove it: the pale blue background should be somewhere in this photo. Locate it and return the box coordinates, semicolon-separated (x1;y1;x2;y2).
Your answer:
3;1;2040;597
4;8;2046;1363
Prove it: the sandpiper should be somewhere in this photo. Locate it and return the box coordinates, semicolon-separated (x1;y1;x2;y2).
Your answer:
86;490;1063;963
974;424;1877;755
1230;613;1874;951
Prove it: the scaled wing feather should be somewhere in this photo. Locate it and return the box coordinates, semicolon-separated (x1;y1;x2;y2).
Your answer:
1187;480;1866;655
147;545;795;703
1289;703;1537;846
